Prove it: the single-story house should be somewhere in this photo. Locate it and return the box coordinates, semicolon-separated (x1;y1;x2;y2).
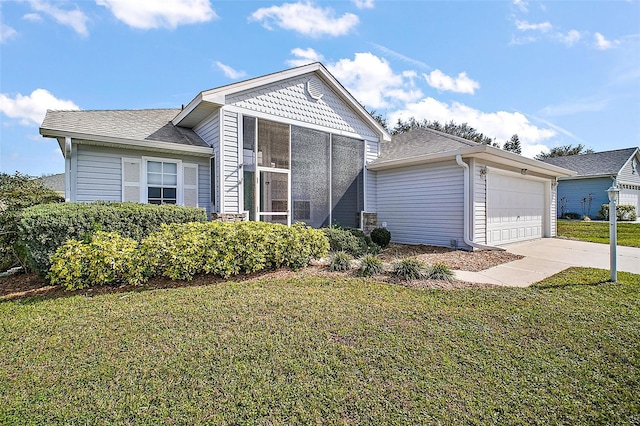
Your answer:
40;62;574;249
541;147;640;220
38;173;65;196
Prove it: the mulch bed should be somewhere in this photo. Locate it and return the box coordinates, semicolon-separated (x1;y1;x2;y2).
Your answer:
0;244;520;301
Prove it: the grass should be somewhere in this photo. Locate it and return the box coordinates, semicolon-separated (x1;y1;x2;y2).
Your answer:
558;220;640;247
1;270;639;424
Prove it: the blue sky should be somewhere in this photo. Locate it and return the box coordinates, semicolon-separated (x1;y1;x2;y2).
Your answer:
1;0;638;176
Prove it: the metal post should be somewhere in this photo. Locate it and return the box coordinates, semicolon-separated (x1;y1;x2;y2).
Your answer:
609;196;617;282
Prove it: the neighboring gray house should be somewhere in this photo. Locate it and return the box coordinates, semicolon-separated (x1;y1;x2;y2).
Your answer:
40;63;575;249
38;173;65;196
541;148;640;220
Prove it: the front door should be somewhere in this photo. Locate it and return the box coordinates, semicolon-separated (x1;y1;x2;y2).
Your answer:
258;170;290;225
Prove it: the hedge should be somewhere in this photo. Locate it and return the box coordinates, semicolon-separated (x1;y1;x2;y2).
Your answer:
48;221;329;289
19;202;207;274
321;227;379;257
598;204;638;221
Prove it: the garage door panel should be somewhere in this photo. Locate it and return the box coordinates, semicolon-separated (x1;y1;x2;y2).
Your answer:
487;173;545;245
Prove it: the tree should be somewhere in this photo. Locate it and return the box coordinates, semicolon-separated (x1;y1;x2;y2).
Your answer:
391;117;497;145
0;172;64;271
535;144;594;160
503;134;522;154
368;109;389;132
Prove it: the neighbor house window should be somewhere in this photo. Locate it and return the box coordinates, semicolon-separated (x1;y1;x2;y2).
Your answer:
147;160;177;204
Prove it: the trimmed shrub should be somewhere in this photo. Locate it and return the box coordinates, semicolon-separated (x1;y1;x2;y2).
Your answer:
46;221;329;288
598;204;638;221
139;221;329;281
392;258;428;280
358;255;383;277
322;227;368;257
329;252;353;272
48;231;141;290
427;262;455;282
0;172;64;272
18;202;206;274
370;227;391;248
347;228;380;255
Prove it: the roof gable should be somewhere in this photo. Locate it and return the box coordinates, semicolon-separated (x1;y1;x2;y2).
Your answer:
540;147;639;177
173;63;391;141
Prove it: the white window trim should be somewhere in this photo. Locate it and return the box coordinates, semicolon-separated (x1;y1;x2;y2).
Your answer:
142;156;183;205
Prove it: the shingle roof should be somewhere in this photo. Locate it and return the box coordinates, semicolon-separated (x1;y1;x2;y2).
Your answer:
38;173;65;193
41;109;209;147
376;127;477;162
540;148;638;177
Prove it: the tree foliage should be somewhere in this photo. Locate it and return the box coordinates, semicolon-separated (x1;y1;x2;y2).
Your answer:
391;117;498;146
503;134;522;154
0;172;64;271
535;144;594;160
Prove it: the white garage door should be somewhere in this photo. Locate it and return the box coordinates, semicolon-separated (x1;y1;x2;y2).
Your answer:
487;172;545;245
619;185;640;222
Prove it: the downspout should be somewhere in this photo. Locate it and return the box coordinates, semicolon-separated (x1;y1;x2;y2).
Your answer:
455;155;504;251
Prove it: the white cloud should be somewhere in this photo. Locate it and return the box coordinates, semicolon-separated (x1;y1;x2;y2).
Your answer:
29;1;89;36
352;0;374;9
515;19;552;32
0;89;79;125
389;98;556;158
326;53;422;109
23;13;43;22
249;2;359;38
424;69;480;95
214;62;246;79
0;23;17;43
96;0;217;30
286;47;324;67
594;32;619;50
513;0;528;13
556;29;581;46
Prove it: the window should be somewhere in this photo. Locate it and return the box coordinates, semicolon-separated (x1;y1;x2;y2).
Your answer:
147;160;177;204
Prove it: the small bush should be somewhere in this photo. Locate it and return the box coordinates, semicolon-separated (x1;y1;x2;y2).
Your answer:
560;212;581;220
358;255;383;277
427;262;455;281
598;204;638;221
322;227;368;257
48;231;142;290
329;252;353;272
347;228;380;254
370;227;391;248
18;202;207;275
392;258;427;280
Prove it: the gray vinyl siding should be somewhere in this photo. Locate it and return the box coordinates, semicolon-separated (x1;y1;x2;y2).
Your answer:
472;161;487;244
74;143;210;214
222;109;240;213
76;144;123;202
194;110;220;212
365;140;378;212
377;161;466;249
557;177;612;218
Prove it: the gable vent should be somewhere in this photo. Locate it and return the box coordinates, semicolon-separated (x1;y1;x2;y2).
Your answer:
306;79;324;101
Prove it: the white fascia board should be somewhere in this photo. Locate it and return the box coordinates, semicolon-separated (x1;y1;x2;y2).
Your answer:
172;92;204;126
558;174;616;181
368;149;464;170
40;129;213;157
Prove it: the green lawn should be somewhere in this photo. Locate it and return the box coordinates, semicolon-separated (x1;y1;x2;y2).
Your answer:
1;270;639;424
558;220;640;247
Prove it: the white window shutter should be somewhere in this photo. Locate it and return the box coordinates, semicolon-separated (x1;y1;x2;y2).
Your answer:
183;163;198;207
122;158;142;202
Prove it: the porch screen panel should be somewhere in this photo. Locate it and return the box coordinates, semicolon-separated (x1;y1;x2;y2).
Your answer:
331;135;364;228
291;126;330;228
258;119;289;169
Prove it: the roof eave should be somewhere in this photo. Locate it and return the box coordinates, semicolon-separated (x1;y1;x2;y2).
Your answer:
40;128;213;157
370;144;576;177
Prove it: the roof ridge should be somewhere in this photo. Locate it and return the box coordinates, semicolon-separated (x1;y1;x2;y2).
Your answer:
46;108;180;113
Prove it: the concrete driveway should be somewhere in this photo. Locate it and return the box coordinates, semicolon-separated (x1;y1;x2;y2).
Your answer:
455;238;640;287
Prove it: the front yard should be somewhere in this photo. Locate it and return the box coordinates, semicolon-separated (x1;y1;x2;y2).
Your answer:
1;268;638;424
558;220;640;247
